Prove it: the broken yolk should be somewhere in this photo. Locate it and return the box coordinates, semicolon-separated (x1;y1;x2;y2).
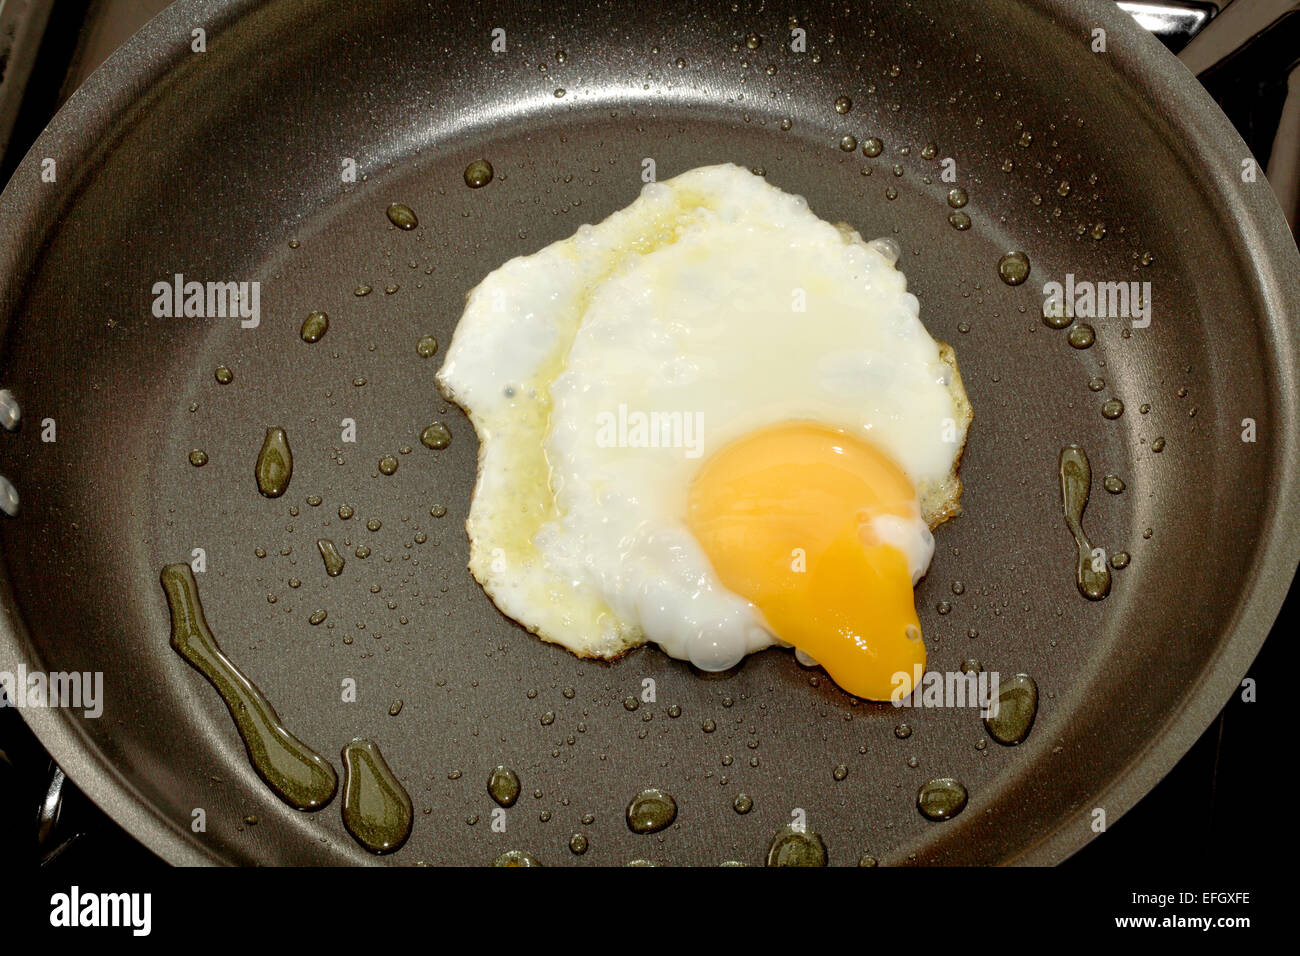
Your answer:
686;421;926;700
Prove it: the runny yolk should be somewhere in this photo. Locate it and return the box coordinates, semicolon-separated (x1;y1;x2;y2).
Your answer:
686;421;926;701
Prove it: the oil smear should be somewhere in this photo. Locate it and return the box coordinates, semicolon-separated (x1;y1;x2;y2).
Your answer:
317;538;346;577
917;778;968;821
341;738;413;854
300;311;329;344
984;673;1039;745
1059;444;1111;600
494;850;542;867
159;563;337;810
488;766;520;807
255;427;293;498
625;788;677;834
766;825;827;866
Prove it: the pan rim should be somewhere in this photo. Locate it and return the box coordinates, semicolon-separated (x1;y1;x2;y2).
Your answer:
0;0;1296;867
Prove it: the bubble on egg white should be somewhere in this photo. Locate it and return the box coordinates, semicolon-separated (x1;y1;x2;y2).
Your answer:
868;237;902;265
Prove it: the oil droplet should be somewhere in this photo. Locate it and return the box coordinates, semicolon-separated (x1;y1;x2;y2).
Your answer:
421;422;452;450
1103;475;1125;494
733;793;753;814
949;211;971;230
859;855;878;867
745;33;761;49
984;673;1038;745
1088;377;1106;392
917;778;968;821
1067;324;1096;349
1110;551;1130;569
834;95;852;114
626;788;677;833
341;738;412;854
464;159;494;188
568;833;588;854
862;137;883;157
300;311;328;343
378;455;398;475
1043;300;1073;330
1101;398;1124;419
495;850;542;867
160;564;337;810
921;142;937;159
189;450;208;467
386;203;418;230
308;609;327;626
317;538;345;577
947;187;968;208
214;366;233;385
766;826;827;866
997;251;1030;286
1151;437;1166;453
338;504;354;520
416;335;439;358
1059;444;1111;600
839;134;858;152
833;764;849;781
1016;130;1033;148
488;766;521;807
255;427;293;498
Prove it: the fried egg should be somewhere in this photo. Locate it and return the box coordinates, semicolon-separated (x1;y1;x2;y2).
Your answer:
437;163;971;700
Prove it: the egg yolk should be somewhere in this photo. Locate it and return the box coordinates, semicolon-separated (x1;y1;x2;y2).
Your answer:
686;421;926;700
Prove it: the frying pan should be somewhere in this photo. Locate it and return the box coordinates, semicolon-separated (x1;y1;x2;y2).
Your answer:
0;0;1296;866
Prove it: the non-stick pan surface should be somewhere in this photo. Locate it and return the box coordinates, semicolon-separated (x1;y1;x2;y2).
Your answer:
0;0;1296;866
